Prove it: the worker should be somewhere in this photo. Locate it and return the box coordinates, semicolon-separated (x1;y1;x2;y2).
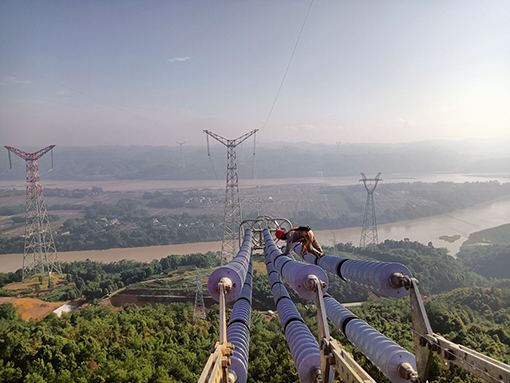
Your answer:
275;226;324;259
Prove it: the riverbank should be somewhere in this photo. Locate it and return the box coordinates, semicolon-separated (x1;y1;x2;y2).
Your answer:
0;241;221;273
1;172;509;192
2;196;510;272
315;196;510;256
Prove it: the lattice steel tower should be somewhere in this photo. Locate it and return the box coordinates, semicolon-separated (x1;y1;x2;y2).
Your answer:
204;129;258;264
359;172;382;249
177;141;186;169
5;145;62;280
194;269;206;322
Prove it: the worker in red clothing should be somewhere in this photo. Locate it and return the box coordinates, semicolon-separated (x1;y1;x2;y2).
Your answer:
275;226;324;259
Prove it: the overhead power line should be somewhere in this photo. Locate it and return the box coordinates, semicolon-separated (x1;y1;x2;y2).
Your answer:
260;0;315;132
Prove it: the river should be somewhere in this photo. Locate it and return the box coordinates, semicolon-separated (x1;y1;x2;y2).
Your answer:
2;196;510;272
0;172;509;191
315;196;510;257
0;241;222;274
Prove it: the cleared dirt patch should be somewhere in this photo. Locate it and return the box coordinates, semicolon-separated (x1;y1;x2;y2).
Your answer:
0;297;67;320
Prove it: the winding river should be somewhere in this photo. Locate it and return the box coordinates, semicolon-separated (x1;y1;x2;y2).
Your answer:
2;196;510;272
315;196;510;257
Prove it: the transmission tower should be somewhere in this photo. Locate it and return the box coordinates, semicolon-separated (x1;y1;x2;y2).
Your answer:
5;145;63;280
204;129;258;264
176;141;186;169
194;269;206;321
359;172;382;249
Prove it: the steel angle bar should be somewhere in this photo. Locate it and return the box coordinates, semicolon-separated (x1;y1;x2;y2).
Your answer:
407;278;510;383
428;335;510;383
199;279;236;383
330;341;376;383
197;348;223;383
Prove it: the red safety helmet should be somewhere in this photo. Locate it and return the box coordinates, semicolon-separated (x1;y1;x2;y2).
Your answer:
275;229;285;240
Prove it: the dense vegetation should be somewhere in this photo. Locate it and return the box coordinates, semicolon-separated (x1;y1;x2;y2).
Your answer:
1;239;510;382
458;244;510;281
0;199;223;254
0;252;221;302
1;287;509;383
0;303;218;383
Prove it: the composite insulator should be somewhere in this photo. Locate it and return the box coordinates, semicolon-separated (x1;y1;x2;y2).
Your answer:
263;229;328;301
228;259;253;383
236;261;253;304
264;253;321;383
229;298;252;328
267;264;282;288
227;322;250;383
285;321;322;382
207;229;253;302
271;283;289;304
324;295;416;383
293;243;412;298
277;297;305;330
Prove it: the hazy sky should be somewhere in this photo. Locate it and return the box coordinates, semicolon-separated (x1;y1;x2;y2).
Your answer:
1;1;509;147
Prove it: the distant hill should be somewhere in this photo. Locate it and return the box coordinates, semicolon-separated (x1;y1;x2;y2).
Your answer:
1;140;509;181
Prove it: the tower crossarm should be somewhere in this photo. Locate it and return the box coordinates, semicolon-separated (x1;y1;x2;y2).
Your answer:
203;129;258;147
5;145;55;161
359;172;382;192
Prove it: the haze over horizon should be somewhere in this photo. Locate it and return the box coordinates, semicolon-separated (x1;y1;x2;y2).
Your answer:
1;1;509;147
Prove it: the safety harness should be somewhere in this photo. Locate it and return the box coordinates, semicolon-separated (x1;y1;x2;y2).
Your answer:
291;227;312;257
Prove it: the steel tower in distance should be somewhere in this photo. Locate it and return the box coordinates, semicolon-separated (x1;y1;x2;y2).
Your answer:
5;145;63;280
176;141;186;169
194;269;206;322
359;172;382;249
204;129;258;264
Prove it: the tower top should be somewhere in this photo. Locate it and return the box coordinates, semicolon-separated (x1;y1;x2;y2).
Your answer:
360;172;382;193
5;145;55;161
203;129;258;148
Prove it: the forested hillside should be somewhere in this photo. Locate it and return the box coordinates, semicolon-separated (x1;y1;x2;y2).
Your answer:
0;253;221;302
1;287;509;383
1;240;510;382
458;244;510;285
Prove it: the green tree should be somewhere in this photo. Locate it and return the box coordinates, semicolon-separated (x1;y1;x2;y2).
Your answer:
0;303;18;320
